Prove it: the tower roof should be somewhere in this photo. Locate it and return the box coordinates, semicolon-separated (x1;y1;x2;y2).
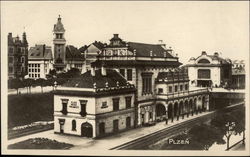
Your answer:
53;15;65;32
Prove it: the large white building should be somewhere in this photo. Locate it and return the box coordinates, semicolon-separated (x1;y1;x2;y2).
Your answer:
28;44;53;79
186;51;232;87
54;68;136;138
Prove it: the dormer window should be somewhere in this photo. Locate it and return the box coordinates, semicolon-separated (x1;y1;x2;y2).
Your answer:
198;59;210;64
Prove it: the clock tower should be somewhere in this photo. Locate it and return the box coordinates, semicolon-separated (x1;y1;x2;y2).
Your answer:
53;15;66;71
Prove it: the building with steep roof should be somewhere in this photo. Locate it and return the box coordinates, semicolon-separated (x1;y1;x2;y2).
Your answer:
91;34;209;127
54;68;136;138
186;51;232;87
82;41;105;72
8;32;29;79
28;44;53;79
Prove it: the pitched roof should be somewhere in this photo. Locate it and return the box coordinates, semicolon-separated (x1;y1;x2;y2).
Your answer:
92;41;104;50
156;67;189;82
62;69;134;89
28;45;53;60
65;45;85;61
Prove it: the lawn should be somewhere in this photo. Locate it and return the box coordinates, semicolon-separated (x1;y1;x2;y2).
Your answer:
8;138;73;149
8;92;54;128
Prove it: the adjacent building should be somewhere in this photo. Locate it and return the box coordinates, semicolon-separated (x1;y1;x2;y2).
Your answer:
54;68;136;138
8;32;28;79
231;60;245;89
28;44;53;79
186;51;232;87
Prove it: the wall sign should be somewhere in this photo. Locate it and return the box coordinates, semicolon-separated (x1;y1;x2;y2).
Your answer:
69;101;79;108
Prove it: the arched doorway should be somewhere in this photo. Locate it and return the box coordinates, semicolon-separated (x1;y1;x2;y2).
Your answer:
194;98;198;114
168;103;173;121
81;122;93;138
202;96;206;111
174;102;179;120
189;99;193;116
156;103;166;121
179;101;184;119
184;100;189;118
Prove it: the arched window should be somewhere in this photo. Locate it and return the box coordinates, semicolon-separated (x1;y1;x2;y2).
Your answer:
198;59;210;64
72;120;76;131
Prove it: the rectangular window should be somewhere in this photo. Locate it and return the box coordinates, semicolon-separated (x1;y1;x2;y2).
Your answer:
119;69;125;77
141;73;153;95
35;69;37;72
79;100;88;117
38;74;40;78
185;84;188;90
101;101;108;108
158;88;163;94
180;85;183;91
113;98;120;111
127;69;132;81
198;69;211;79
61;99;69;115
38;69;40;72
8;57;13;63
8;47;14;54
168;86;172;93
35;74;37;77
8;66;13;73
175;85;178;92
125;96;132;108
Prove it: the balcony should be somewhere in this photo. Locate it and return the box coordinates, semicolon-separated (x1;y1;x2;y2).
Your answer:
156;88;209;100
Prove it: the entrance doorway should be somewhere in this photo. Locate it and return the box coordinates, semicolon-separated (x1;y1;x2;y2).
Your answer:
168;104;173;119
197;80;211;87
113;119;119;132
81;122;93;138
126;117;131;129
156;103;166;121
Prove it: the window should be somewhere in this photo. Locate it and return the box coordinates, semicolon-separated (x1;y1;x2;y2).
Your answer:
35;74;37;77
61;99;69;115
8;66;13;73
8;57;13;63
168;86;172;93
29;69;31;72
119;69;125;77
198;69;211;79
21;57;25;63
99;122;105;135
72;120;76;131
198;59;210;64
127;69;132;81
38;74;40;78
185;84;188;90
180;85;183;91
158;88;163;94
8;47;14;54
113;98;120;111
79;100;88;117
113;119;119;132
126;117;131;129
38;69;40;72
35;69;37;72
29;74;31;77
175;85;178;92
101;101;108;108
141;73;153;95
125;96;132;108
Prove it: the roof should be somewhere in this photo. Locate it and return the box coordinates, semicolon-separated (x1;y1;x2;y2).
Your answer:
156;67;189;82
206;55;231;64
28;45;53;60
66;45;85;61
53;16;65;32
232;67;245;75
92;60;182;67
127;42;174;58
92;41;105;50
62;69;133;89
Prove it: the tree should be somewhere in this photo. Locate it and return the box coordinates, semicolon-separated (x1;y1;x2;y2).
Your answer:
188;124;224;150
36;78;46;93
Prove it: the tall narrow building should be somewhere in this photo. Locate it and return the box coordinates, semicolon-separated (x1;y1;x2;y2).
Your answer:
53;15;66;72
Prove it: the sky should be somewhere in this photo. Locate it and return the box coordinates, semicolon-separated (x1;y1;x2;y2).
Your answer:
1;1;249;64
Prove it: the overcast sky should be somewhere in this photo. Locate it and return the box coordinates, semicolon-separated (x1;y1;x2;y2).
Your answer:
1;1;249;64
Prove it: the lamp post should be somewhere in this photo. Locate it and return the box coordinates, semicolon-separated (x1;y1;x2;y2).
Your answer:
225;122;235;150
54;81;58;90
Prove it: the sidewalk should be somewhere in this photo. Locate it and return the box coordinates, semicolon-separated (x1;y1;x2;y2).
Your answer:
8;111;211;150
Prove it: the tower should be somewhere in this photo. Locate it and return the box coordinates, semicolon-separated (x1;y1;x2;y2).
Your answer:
53;15;66;71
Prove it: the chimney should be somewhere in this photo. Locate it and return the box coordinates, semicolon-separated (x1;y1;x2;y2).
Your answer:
202;51;207;55
113;34;119;38
91;66;96;76
101;65;107;76
214;52;219;57
158;40;166;49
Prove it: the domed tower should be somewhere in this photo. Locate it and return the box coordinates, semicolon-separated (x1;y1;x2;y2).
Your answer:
53;15;66;71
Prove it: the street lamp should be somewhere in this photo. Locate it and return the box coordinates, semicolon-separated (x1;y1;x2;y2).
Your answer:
54;81;58;90
225;121;235;150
